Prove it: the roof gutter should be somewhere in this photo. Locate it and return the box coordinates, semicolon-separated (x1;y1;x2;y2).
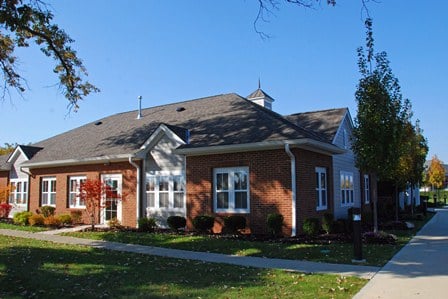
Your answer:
284;143;297;237
174;138;345;156
20;154;133;169
128;156;141;228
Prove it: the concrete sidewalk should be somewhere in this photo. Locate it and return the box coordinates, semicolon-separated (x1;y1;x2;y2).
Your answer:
354;210;448;298
0;228;379;280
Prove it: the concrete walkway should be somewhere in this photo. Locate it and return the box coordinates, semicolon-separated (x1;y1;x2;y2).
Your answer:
354;209;448;298
0;228;379;280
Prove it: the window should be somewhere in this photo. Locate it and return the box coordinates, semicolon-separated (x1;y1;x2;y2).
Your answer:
364;174;370;204
145;175;185;210
214;167;249;213
9;179;28;205
340;171;354;206
316;167;327;210
41;177;56;206
69;176;86;208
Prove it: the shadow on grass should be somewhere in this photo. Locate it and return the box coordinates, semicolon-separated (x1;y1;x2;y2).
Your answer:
0;236;365;298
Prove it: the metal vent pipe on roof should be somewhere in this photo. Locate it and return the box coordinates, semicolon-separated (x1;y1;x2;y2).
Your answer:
137;96;142;119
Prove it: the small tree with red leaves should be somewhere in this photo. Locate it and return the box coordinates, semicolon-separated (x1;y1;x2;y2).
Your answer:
78;179;121;230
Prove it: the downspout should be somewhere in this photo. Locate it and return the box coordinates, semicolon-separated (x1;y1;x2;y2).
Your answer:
284;144;297;237
128;156;141;228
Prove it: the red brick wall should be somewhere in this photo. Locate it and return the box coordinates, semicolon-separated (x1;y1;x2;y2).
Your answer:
0;171;8;189
186;148;333;235
28;161;138;227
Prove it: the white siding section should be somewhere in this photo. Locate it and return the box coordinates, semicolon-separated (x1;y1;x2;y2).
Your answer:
8;151;29;217
144;133;186;226
332;114;361;219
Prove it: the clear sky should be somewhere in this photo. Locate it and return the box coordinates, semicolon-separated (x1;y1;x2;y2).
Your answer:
1;1;447;162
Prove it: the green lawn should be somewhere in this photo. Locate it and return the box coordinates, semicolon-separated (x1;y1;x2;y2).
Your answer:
0;222;49;232
0;235;366;298
64;213;434;267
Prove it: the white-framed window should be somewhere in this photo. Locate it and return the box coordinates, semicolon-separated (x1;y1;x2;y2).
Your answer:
316;167;328;210
146;174;185;210
364;174;370;204
340;171;354;206
214;167;250;213
69;176;86;208
41;177;56;206
9;179;28;205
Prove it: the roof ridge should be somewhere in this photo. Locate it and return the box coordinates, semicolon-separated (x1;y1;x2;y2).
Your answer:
286;107;348;117
238;95;330;143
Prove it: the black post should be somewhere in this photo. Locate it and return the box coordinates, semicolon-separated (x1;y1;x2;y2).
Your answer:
352;207;365;263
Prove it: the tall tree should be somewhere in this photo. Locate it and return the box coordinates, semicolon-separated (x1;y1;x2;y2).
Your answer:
352;18;409;232
0;142;17;155
427;155;446;192
0;0;98;110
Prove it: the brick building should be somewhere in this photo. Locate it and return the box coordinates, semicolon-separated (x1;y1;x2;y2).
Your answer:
0;89;367;236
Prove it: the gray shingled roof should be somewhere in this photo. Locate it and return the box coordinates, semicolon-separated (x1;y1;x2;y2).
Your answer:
27;93;331;165
247;88;275;101
284;108;348;144
0;154;9;171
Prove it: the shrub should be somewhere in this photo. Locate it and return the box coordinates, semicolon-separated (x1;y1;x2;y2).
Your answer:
40;206;56;217
321;213;334;234
13;211;33;226
58;214;73;226
266;213;284;236
192;215;215;233
223;215;246;234
108;217;122;229
138;217;157;232
44;215;61;228
333;219;348;234
28;214;45;226
302;218;320;236
167;216;186;231
0;203;12;218
70;210;83;224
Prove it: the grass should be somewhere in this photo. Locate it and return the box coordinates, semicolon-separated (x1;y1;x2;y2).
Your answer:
0;235;366;298
0;222;49;232
64;213;434;267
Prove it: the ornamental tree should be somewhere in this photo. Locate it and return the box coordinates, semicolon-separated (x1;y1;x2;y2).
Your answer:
0;183;14;203
427;156;446;191
352;19;410;232
78;178;121;230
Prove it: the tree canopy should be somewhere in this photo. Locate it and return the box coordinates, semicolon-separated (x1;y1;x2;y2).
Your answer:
0;0;98;110
427;155;446;190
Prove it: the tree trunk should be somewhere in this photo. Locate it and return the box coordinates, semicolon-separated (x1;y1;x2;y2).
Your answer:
410;185;414;217
372;173;378;233
90;212;95;231
395;185;399;222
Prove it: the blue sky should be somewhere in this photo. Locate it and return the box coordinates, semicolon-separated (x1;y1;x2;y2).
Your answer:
1;1;447;162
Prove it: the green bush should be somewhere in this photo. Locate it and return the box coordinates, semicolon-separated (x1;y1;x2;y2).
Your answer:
40;206;56;218
138;217;157;232
321;213;334;234
192;215;215;232
266;213;284;236
167;216;186;231
70;210;83;224
333;219;348;234
108;217;122;229
302;218;320;236
223;215;246;234
28;214;45;226
58;214;73;226
13;211;33;226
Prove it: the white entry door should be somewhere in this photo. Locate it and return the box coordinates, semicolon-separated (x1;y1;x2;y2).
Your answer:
101;174;122;224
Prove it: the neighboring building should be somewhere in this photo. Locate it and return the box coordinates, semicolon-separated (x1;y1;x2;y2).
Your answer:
0;90;357;235
285;108;362;219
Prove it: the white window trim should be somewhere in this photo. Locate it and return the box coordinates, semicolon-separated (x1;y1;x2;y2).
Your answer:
9;178;28;206
316;167;328;211
364;174;370;204
41;177;56;207
145;172;186;211
213;167;250;214
340;171;355;207
69;176;87;209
